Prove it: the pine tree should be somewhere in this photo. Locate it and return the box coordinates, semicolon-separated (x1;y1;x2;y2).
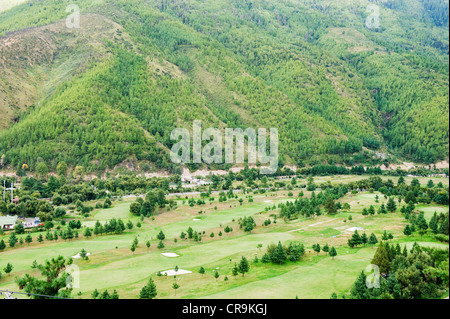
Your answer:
386;197;397;213
114;222;123;235
94;221;102;236
232;263;239;278
350;271;368;299
369;233;378;245
312;243;321;255
352;230;363;246
127;220;134;231
238;257;250;276
403;224;412;236
439;213;449;235
371;242;390;275
3;263;13;275
415;212;428;237
172;283;180;296
140;278;157;299
325;196;337;214
25;233;33;245
9;233;18;247
199;267;205;275
272;242;287;264
361;233;368;246
329;246;337;259
261;253;271;263
429;212;439;234
92;289;100;299
84;227;92;238
402;245;408;257
378;204;387;214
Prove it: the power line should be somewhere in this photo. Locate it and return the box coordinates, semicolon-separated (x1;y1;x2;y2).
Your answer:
0;289;72;300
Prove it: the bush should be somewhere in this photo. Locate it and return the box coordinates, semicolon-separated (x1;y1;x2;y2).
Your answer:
55;208;67;218
435;234;449;243
103;198;112;209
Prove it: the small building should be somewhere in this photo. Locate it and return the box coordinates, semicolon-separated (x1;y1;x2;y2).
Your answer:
182;176;193;183
23;217;41;229
0;215;18;231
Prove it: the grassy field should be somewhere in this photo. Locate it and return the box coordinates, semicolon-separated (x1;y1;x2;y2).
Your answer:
0;175;448;299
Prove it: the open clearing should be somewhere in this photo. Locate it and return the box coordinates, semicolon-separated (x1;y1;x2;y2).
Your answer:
0;175;448;299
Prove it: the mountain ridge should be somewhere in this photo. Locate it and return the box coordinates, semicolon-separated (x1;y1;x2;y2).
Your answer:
0;0;448;175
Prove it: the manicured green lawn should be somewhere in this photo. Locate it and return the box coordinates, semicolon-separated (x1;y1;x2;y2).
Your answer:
0;184;448;299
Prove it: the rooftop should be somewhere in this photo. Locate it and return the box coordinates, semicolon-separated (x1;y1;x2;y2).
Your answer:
0;215;18;227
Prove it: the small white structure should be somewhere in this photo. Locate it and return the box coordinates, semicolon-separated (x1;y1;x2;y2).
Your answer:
161;253;180;257
160;269;192;276
72;252;91;259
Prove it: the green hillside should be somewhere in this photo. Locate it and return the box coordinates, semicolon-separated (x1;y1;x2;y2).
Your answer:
0;0;448;174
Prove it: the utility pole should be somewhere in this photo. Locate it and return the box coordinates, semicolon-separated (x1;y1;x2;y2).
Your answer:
5;181;15;204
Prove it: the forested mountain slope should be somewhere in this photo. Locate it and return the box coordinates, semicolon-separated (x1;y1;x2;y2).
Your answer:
0;0;448;174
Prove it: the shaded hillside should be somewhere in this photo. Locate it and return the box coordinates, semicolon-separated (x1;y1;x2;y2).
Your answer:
0;0;448;174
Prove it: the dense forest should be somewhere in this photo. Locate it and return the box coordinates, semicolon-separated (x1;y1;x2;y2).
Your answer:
0;0;448;174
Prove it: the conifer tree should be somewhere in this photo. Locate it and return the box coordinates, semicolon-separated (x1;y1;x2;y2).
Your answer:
350;271;368;299
403;224;412;236
238;257;250;276
371;242;390;275
272;242;287;264
386;197;397;212
329;246;337;259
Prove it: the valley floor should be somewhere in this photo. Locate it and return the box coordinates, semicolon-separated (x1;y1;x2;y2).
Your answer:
0;175;448;299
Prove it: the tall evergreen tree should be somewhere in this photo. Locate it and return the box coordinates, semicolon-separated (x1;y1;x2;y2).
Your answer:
371;242;390;275
403;224;412;236
140;278;157;299
272;242;287;264
329;246;337;259
350;271;369;299
386;197;397;213
238;257;250;276
324;196;337;214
